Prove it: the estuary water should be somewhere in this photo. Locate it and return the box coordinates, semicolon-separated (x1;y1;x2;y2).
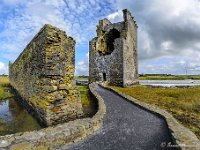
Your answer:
0;97;42;136
140;80;200;87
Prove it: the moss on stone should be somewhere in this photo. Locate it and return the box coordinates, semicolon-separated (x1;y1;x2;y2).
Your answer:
9;24;83;126
11;143;32;150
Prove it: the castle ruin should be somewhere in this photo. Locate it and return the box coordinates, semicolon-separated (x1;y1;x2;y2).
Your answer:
9;24;83;126
89;9;138;87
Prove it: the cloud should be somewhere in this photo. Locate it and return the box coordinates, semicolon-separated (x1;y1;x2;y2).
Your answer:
0;62;7;75
107;10;123;23
2;0;24;5
1;0;200;75
0;0;115;63
75;52;89;76
113;0;200;74
0;0;118;75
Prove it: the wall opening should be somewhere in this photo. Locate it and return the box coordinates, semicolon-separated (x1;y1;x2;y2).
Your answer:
105;28;120;54
103;73;107;81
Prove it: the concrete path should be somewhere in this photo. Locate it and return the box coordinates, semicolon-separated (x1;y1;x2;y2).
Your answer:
60;84;176;150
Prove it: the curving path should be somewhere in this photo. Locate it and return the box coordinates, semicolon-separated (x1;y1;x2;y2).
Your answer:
60;84;176;150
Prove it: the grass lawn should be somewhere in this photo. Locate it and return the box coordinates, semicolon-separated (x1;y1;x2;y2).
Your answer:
0;76;13;100
76;84;97;116
76;85;89;106
75;76;88;81
111;85;200;139
139;75;200;80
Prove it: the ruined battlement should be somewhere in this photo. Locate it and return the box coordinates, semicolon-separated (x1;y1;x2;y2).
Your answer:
89;9;138;87
9;24;83;126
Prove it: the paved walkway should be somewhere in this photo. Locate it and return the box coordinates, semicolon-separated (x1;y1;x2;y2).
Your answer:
60;84;175;150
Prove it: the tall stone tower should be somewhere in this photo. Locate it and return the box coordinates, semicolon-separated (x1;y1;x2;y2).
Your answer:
89;9;138;87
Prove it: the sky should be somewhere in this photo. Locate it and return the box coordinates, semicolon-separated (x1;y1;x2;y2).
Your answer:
0;0;200;75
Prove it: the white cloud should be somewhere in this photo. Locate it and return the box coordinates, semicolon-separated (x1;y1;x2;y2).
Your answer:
0;62;7;75
75;52;89;76
2;0;24;5
0;0;114;63
2;0;200;75
114;0;200;74
107;10;123;23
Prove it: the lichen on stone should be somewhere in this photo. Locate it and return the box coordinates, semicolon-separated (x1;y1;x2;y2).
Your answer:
9;24;83;126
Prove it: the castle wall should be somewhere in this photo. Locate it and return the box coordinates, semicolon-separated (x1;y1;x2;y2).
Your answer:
89;9;138;87
89;38;124;86
9;24;83;126
123;9;138;87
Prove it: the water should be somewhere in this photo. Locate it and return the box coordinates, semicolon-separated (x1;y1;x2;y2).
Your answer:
82;92;98;117
140;80;200;87
0;87;97;136
0;97;42;136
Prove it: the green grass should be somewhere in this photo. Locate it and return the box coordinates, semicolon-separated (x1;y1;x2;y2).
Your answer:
77;85;90;106
75;76;88;81
76;85;96;116
0;76;13;100
139;75;200;80
111;85;200;139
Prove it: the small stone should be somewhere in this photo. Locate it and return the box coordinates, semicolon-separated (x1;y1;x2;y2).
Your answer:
0;140;10;148
58;84;69;90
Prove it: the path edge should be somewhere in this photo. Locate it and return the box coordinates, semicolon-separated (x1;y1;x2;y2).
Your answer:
99;82;200;150
0;82;106;150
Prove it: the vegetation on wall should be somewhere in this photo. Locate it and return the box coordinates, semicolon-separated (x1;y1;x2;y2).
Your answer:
76;85;97;117
0;76;13;100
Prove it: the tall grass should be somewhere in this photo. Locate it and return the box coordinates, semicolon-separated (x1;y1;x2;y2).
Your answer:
0;76;10;86
76;85;97;116
77;85;90;106
0;76;13;100
111;85;200;139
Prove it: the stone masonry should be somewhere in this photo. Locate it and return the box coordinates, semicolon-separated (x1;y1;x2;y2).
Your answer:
9;24;83;126
89;9;138;87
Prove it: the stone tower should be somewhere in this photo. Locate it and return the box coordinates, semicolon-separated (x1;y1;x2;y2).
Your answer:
89;9;138;87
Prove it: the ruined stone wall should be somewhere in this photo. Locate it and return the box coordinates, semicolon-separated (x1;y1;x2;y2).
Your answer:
122;9;138;87
89;38;124;85
0;83;106;150
89;9;138;87
9;24;83;126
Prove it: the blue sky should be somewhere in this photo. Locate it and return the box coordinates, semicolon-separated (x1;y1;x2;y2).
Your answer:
0;0;200;75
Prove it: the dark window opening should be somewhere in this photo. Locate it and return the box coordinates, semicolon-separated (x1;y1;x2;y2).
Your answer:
103;73;107;81
100;39;104;46
105;28;120;54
